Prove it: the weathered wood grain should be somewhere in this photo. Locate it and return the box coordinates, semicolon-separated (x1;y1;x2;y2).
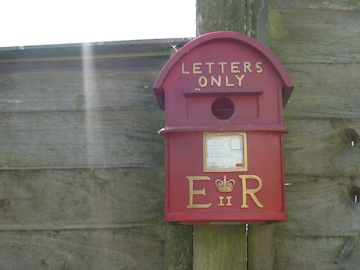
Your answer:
164;224;193;270
269;0;360;10
268;3;360;270
284;63;360;119
196;0;247;35
0;56;166;169
196;0;268;43
0;69;163;113
0;168;164;228
193;225;247;270
284;119;360;177
279;176;360;236
269;10;360;63
0;38;189;62
0;109;163;168
0;40;193;269
274;235;360;270
248;224;275;270
0;227;164;270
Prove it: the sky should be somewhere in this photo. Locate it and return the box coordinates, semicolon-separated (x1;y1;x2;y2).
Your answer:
1;0;196;48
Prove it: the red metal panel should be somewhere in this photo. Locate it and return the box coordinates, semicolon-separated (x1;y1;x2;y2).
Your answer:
154;31;294;110
165;132;286;224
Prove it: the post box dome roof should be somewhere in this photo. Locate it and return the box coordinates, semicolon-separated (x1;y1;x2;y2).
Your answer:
153;31;294;111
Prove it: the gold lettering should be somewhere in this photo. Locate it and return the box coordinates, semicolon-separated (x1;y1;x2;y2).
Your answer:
181;63;190;74
198;76;207;88
226;196;233;206
256;62;263;73
243;62;252;73
211;76;221;87
218;196;225;206
230;62;240;73
205;62;215;73
193;63;202;74
235;74;245;86
182;61;262;84
218;62;227;74
239;175;264;209
225;76;235;87
218;196;233;206
187;176;212;209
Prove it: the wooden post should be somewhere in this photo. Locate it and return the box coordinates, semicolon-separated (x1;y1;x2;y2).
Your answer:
193;225;247;269
196;0;247;36
247;224;275;269
196;0;268;42
195;1;269;269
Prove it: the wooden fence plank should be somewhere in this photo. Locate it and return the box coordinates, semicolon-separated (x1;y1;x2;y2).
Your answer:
278;176;360;236
274;235;360;270
269;10;360;63
0;39;188;63
284;119;360;177
0;68;163;113
0;56;166;169
0;168;164;228
0;227;164;270
269;0;360;10
0;109;163;168
284;63;360;119
193;225;247;270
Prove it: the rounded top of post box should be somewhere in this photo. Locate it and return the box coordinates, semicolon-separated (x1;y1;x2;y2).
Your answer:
153;31;294;111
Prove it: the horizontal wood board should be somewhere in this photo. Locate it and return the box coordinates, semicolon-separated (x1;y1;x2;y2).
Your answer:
0;227;164;270
269;10;360;64
284;118;360;177
0;38;191;62
269;0;360;10
0;68;164;113
281;176;360;236
0;57;167;169
0;168;164;228
0;109;164;168
274;235;360;270
284;63;360;119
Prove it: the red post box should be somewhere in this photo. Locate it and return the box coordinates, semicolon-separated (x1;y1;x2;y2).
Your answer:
153;31;294;224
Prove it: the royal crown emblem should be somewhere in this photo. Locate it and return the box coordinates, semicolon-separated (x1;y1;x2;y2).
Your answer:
215;175;235;192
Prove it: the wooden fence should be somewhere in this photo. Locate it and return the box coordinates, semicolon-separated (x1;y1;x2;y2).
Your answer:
1;0;360;269
0;40;192;269
263;1;360;269
194;1;360;269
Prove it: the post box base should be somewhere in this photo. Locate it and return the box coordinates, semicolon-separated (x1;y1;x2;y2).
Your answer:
165;211;286;225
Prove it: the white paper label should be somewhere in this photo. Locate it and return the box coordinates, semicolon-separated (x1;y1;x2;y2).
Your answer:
205;134;244;170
